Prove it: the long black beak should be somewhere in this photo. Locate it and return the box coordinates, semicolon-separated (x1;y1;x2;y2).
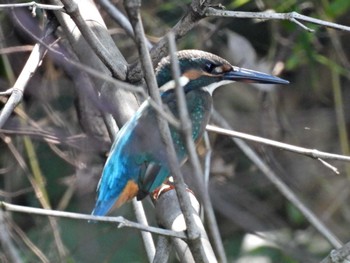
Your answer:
224;67;289;85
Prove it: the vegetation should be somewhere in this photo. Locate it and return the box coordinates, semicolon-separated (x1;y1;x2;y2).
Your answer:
1;0;350;262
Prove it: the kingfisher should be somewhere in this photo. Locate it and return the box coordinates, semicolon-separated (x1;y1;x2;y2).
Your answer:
91;50;289;216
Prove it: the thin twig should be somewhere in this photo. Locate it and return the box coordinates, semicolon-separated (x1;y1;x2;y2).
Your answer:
0;22;177;130
0;14;60;128
0;134;68;259
0;16;142;95
0;88;13;96
10;221;50;263
0;1;63;10
0;202;186;239
97;0;153;49
132;199;156;262
0;43;42;128
127;2;350;82
0;45;34;55
206;125;350;162
205;9;350;32
203;132;212;186
0;188;33;198
0;210;21;263
0;128;83;147
0;19;68;258
210;110;343;249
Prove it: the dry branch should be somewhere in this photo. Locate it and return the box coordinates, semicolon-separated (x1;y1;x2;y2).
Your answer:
0;201;186;239
210;111;343;249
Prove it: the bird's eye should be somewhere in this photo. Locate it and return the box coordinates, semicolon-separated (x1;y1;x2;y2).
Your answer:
204;63;217;73
204;62;223;74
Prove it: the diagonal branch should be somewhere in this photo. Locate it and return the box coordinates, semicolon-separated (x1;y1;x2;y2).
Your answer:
168;33;224;263
210;110;343;249
97;0;153;49
0;12;59;128
0;202;186;239
206;124;350;175
124;1;211;262
0;43;42;128
0;210;21;263
58;0;126;80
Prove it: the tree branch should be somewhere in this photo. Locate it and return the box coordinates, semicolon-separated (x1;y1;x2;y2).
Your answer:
0;1;63;11
0;210;21;263
58;0;126;80
0;42;43;128
206;125;350;173
97;0;153;49
0;201;186;239
210;110;343;249
205;9;350;32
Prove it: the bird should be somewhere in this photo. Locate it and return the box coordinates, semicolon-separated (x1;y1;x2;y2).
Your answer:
91;50;289;216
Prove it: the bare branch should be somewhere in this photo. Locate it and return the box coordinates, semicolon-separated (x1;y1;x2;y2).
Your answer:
0;45;33;55
0;2;63;11
205;7;350;32
10;221;50;263
128;5;350;83
0;202;186;239
205;9;350;32
48;0;138;132
0;131;68;259
131;199;156;262
0;43;42;128
317;158;339;175
206;125;350;163
97;0;152;49
0;210;21;263
0;188;33;198
58;0;126;80
0;14;59;128
210;110;343;249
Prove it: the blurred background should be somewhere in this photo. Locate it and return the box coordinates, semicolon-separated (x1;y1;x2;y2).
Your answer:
1;0;350;262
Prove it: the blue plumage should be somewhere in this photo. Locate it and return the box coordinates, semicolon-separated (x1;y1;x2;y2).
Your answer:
92;50;289;216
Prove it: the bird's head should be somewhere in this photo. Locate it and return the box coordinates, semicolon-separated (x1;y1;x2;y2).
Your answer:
155;50;289;94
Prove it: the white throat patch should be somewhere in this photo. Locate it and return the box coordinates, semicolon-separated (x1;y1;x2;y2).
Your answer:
204;80;234;95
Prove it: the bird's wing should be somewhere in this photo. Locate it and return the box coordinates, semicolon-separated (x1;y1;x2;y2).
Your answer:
92;104;147;216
